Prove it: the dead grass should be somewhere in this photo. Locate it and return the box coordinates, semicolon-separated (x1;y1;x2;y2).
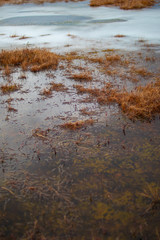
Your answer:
41;88;52;96
80;108;96;116
130;66;152;77
40;82;67;97
90;0;155;9
74;79;160;120
117;80;160;120
10;34;19;38
7;105;18;112
114;34;126;38
70;72;92;82
3;65;11;76
61;119;94;130
0;48;59;73
0;83;20;94
50;82;68;91
105;54;121;66
18;35;30;40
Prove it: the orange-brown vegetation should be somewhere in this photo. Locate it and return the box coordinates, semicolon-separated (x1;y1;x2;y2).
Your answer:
3;65;11;76
90;0;155;9
0;48;59;72
18;73;27;79
50;82;68;91
10;34;19;38
105;54;121;65
0;83;20;94
70;72;92;82
0;0;156;9
117;80;160;120
41;88;52;96
130;66;152;77
80;108;96;116
7;105;18;112
74;79;160;120
61;119;94;130
41;82;68;96
18;35;30;40
114;34;126;38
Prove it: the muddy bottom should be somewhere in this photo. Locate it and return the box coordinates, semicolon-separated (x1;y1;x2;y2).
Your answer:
0;46;160;239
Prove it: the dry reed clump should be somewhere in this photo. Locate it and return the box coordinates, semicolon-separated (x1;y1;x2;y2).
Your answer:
105;54;121;66
70;72;92;82
114;34;126;38
61;119;94;130
0;48;59;73
0;83;20;94
41;82;67;97
41;88;52;96
116;80;160;120
130;66;152;77
74;80;160;120
80;108;96;116
50;82;68;91
90;0;155;9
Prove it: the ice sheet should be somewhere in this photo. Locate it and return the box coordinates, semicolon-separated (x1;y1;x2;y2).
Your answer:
0;1;160;52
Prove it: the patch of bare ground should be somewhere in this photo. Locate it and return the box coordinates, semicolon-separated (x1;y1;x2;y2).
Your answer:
0;48;59;73
61;119;94;130
0;83;20;94
90;0;155;9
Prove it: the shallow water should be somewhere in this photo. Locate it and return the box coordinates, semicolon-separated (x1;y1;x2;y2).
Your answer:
0;2;160;239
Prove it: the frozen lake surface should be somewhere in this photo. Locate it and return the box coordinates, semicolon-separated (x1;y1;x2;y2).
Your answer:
0;1;160;52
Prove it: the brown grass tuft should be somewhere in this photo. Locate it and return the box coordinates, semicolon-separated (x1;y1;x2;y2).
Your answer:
80;108;96;116
41;88;52;96
50;82;68;91
90;0;155;9
0;83;20;94
114;34;126;38
18;35;30;40
3;65;11;76
61;119;94;130
0;48;59;73
75;79;160;120
10;34;19;38
105;54;121;66
130;66;152;77
70;72;92;82
116;80;160;120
